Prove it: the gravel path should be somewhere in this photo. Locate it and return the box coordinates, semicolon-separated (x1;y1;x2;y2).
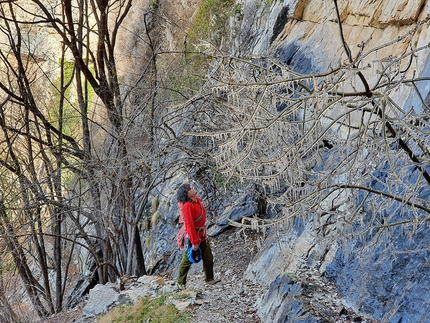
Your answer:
183;227;263;323
41;227;265;323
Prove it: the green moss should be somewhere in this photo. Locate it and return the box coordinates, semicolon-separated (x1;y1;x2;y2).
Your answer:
165;199;171;211
49;60;76;136
167;59;206;98
188;0;236;47
263;0;275;6
150;0;159;10
151;211;160;227
151;195;159;213
167;0;237;99
232;3;243;15
48;60;95;193
49;59;95;138
142;219;150;231
97;294;191;323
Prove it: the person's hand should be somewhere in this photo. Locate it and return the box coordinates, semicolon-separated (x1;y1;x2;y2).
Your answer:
192;244;199;251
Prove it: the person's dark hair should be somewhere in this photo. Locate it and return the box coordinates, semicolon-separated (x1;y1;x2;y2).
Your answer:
177;183;192;203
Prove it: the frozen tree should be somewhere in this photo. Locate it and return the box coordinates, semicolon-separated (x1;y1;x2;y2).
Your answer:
179;3;430;232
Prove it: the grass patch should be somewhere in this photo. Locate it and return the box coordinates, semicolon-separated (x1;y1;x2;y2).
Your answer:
96;294;191;323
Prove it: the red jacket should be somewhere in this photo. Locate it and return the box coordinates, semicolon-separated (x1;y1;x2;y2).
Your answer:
181;196;207;246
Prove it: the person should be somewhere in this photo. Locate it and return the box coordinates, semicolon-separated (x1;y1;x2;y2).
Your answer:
176;183;218;288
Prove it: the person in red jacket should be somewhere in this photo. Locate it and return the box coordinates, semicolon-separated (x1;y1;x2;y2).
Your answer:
176;183;218;288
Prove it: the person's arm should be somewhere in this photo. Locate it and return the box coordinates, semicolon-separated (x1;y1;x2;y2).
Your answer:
182;203;199;248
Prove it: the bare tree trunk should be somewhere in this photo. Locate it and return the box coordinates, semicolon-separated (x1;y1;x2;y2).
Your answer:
0;199;50;318
0;262;20;323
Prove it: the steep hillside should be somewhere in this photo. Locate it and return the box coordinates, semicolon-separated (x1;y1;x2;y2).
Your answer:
113;0;430;321
229;1;430;322
4;0;428;322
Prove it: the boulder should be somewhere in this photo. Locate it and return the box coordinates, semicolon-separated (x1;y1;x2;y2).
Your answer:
83;284;122;318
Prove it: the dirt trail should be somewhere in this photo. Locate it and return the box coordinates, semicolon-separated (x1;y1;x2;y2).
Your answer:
41;227;264;323
183;227;263;323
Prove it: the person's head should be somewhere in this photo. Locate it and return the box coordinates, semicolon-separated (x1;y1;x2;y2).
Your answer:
177;183;196;203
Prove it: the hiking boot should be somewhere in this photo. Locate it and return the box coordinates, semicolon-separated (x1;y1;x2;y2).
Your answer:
206;278;221;286
176;283;186;291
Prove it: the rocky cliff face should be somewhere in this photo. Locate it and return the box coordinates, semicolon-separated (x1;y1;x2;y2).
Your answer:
230;1;430;322
5;1;429;321
129;0;430;322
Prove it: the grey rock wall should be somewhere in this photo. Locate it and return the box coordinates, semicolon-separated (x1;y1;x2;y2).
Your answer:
245;207;430;322
256;275;319;323
236;1;430;322
132;0;430;322
325;215;430;322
